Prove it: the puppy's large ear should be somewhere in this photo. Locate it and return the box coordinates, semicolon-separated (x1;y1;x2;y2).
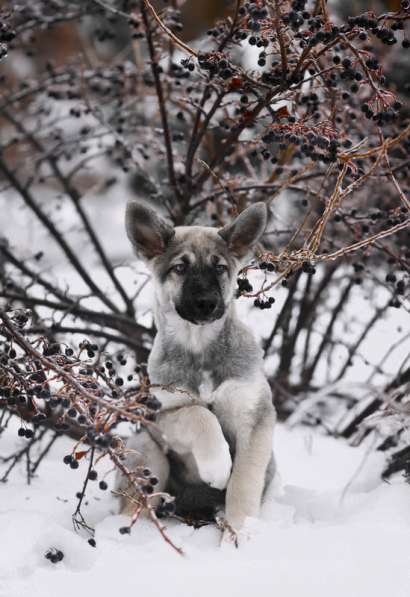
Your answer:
218;202;267;258
125;201;175;259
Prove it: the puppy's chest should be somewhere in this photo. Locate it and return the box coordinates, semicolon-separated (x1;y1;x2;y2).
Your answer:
190;351;230;405
197;370;215;405
179;348;227;401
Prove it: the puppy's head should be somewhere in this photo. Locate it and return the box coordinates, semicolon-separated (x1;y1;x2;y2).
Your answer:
126;202;267;325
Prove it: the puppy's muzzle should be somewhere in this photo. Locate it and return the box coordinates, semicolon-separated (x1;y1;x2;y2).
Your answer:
194;295;218;319
177;290;224;324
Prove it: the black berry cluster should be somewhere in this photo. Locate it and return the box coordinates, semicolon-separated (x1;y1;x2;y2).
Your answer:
302;262;317;275
236;277;253;296
262;126;340;164
254;297;275;310
259;261;275;272
197;53;236;80
45;548;64;564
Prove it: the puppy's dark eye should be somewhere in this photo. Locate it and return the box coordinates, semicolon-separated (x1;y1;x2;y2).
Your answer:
172;263;187;275
215;264;228;275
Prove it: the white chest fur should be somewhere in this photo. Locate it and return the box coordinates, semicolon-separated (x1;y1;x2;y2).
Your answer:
198;370;215;405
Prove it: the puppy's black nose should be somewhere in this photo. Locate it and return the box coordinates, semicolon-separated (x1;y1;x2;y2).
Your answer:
194;296;217;318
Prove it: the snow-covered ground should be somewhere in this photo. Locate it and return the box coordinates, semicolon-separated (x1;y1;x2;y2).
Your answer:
1;417;409;597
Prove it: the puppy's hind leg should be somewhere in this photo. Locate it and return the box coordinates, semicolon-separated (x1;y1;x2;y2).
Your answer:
116;430;170;516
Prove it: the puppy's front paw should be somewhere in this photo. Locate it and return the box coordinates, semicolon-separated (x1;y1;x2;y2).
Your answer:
217;517;238;549
220;528;239;549
238;516;261;542
219;516;261;548
195;441;232;490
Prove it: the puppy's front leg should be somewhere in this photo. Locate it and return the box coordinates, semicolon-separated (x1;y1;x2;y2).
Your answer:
225;417;274;534
213;380;276;536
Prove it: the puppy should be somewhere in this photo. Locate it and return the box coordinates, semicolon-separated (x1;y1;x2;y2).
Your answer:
118;202;276;538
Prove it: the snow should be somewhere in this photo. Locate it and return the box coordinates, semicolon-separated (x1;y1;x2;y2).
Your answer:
1;418;409;597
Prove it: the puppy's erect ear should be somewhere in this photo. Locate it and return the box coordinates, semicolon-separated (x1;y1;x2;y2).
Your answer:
125;201;175;259
218;202;267;258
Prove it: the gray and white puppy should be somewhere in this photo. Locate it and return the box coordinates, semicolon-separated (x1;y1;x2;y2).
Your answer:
119;201;276;539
